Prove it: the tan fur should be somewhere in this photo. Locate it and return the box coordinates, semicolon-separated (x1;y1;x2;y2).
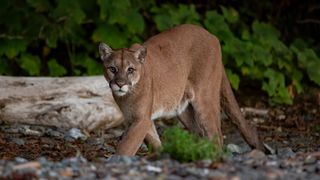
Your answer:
99;24;265;156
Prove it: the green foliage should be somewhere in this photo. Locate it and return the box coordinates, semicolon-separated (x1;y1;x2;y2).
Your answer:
0;1;319;104
19;53;41;76
48;59;67;77
204;10;319;104
161;127;225;162
152;4;200;31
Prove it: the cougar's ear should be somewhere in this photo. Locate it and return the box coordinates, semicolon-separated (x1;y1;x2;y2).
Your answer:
99;43;113;61
134;46;147;63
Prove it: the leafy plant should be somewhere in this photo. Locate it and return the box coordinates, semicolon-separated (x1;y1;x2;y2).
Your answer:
151;4;200;31
204;8;320;104
161;127;225;162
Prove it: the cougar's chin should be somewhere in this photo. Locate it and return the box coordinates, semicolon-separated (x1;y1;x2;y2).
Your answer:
113;90;127;96
110;84;130;97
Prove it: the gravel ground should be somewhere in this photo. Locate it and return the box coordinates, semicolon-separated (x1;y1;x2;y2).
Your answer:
1;92;320;179
0;121;319;180
0;151;319;179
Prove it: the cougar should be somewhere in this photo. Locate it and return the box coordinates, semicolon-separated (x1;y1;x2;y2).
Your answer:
99;24;265;156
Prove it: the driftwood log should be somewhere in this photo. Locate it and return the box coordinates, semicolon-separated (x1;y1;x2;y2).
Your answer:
0;76;123;131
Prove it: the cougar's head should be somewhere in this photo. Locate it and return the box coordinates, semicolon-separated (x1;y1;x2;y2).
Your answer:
99;43;147;97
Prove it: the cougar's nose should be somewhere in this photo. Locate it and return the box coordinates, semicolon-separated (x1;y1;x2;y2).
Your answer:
115;79;126;88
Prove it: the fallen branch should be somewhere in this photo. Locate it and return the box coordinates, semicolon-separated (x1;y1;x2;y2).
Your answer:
241;107;269;117
0;76;123;131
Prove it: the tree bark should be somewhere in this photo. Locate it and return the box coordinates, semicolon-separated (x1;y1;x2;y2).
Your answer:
0;76;123;131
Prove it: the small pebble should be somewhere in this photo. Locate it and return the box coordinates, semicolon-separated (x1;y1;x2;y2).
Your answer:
11;138;25;146
277;147;295;159
45;129;64;138
227;144;242;154
106;155;137;164
64;128;87;141
14;157;28;164
103;144;116;153
245;150;266;160
304;155;317;165
145;165;162;173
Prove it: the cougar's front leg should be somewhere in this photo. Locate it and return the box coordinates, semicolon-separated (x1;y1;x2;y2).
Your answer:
145;121;161;150
116;118;153;156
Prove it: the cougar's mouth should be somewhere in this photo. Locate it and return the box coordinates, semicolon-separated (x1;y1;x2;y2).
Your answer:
113;90;127;96
110;83;129;96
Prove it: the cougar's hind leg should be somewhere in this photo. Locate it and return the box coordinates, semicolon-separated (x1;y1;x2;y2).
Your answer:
190;93;223;148
145;121;161;150
178;98;223;148
178;104;205;136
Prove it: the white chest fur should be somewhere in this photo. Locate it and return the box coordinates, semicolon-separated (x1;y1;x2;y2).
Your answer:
151;100;189;120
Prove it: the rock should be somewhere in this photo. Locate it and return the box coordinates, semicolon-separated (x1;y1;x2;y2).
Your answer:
207;171;228;179
140;143;148;152
14;157;28;164
265;160;279;167
13;162;41;170
265;169;285;179
103;144;116;153
11;138;25;146
277;147;295;159
86;137;105;146
144;165;162;173
64;128;88;141
0;126;19;133
227;144;242;154
45;129;64;138
106;155;138;164
37;157;48;165
303;165;316;173
304;155;317;165
245;150;266;160
186;167;210;178
166;174;183;180
263;143;276;155
19;125;43;136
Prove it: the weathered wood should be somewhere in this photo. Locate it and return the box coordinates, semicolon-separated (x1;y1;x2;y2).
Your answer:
0;76;123;131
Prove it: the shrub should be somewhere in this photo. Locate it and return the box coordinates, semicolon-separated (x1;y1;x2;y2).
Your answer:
161;127;225;162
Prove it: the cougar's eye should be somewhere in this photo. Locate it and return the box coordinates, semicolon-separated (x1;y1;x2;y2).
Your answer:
108;66;117;73
127;67;135;74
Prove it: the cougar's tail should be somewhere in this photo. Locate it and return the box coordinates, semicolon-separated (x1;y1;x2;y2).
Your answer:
221;69;265;151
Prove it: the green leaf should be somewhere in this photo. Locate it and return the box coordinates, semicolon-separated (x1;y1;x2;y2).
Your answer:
46;30;59;48
0;39;28;59
262;68;292;105
251;45;273;66
97;0;111;20
72;54;102;75
226;69;240;90
92;24;127;49
27;0;51;12
48;59;67;76
252;21;280;40
98;0;132;22
54;1;85;24
292;69;303;94
306;60;320;86
126;10;145;34
0;57;11;75
204;10;233;41
221;6;239;23
290;38;308;51
152;4;200;31
19;54;41;76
